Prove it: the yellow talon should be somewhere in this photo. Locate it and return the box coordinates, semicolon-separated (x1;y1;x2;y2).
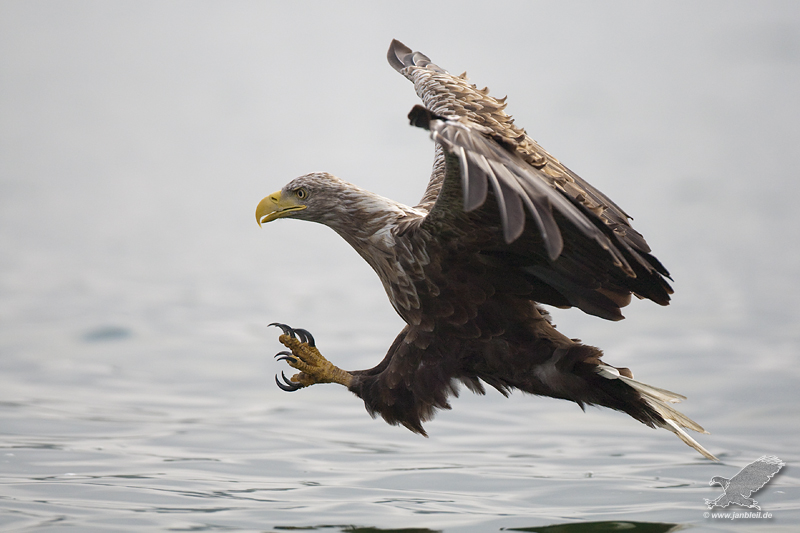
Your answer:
276;331;353;388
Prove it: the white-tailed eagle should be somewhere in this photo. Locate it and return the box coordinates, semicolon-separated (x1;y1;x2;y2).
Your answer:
256;40;715;460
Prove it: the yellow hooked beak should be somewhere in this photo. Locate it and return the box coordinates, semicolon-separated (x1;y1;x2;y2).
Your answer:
256;190;307;226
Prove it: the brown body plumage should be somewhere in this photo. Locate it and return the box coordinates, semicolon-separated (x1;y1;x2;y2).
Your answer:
256;40;714;459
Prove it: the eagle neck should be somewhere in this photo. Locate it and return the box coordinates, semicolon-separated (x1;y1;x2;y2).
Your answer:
329;196;409;268
321;185;428;320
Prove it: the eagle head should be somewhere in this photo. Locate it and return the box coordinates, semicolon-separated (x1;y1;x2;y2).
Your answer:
256;172;349;226
256;172;405;237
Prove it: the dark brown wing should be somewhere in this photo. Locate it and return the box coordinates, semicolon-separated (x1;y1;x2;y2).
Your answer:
389;40;672;319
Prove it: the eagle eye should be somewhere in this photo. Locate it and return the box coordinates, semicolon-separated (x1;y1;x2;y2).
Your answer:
295;187;308;200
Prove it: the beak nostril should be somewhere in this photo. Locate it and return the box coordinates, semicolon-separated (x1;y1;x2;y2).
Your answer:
256;190;307;226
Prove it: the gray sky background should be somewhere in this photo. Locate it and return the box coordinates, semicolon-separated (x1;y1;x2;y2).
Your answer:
2;1;799;366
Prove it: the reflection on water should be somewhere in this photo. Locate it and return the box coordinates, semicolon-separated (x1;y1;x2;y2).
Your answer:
269;522;681;532
505;522;678;533
82;325;133;342
272;528;445;533
268;524;681;533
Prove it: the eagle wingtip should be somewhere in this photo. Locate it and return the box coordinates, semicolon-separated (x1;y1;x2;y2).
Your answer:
387;39;412;73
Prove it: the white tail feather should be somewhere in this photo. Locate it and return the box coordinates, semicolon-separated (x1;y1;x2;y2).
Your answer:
596;364;718;461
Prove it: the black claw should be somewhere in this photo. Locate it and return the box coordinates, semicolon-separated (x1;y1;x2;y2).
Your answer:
269;322;296;338
274;350;297;363
269;322;317;347
275;371;303;392
293;328;315;347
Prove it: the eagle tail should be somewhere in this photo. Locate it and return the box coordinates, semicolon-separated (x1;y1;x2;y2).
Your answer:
596;364;718;461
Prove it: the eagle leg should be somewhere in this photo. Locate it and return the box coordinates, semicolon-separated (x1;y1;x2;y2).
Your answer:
270;324;353;390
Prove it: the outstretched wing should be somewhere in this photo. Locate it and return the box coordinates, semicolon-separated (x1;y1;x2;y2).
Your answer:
728;456;785;497
388;40;672;319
